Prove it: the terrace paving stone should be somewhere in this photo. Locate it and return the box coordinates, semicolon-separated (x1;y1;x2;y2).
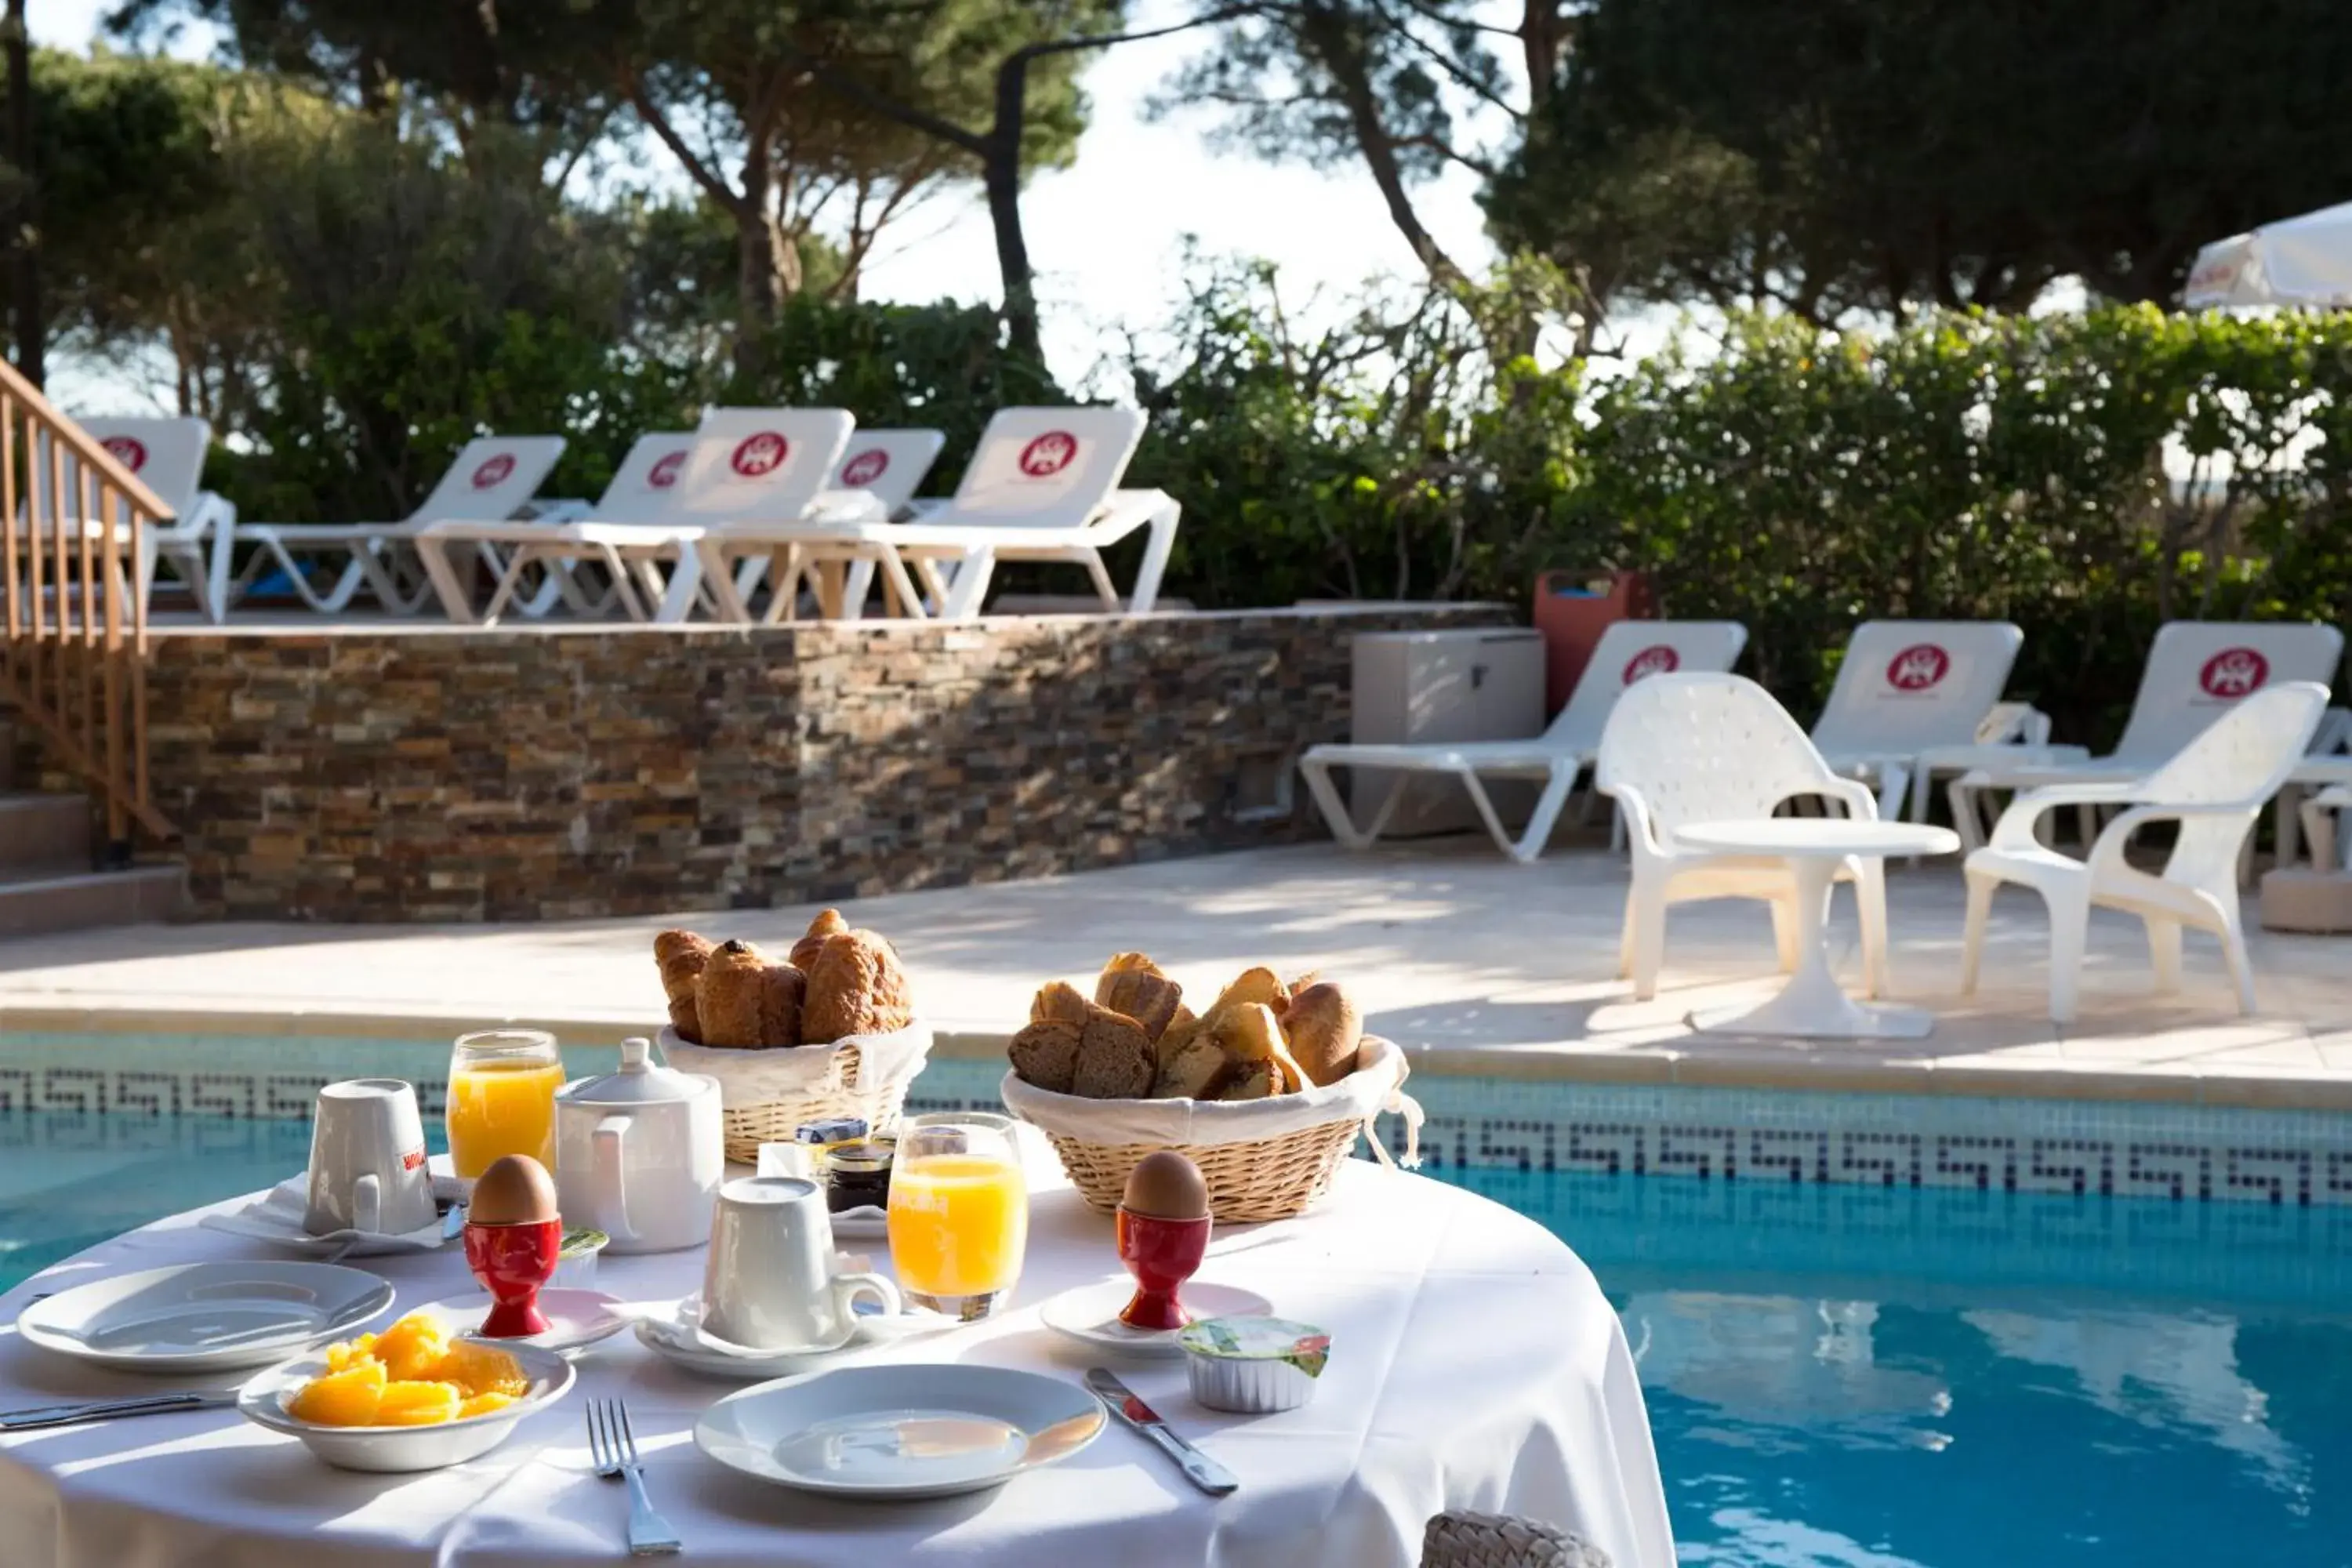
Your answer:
3;839;2350;1107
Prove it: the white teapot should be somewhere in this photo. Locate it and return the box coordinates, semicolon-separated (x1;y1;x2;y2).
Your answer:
554;1036;723;1254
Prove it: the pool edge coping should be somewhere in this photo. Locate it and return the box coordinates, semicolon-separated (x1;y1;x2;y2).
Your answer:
7;1004;2349;1112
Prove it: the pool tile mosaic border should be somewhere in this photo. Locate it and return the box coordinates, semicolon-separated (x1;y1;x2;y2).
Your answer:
5;1036;2348;1207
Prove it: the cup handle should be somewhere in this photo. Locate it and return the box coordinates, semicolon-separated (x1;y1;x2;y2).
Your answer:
832;1270;902;1320
593;1113;635;1243
352;1174;381;1235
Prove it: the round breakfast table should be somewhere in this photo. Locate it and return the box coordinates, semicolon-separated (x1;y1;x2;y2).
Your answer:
0;1148;1673;1568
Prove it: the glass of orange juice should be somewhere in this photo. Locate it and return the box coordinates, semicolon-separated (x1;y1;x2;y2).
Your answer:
445;1029;564;1179
887;1119;1028;1320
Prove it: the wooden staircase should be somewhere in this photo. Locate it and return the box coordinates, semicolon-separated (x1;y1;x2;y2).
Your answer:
0;719;183;935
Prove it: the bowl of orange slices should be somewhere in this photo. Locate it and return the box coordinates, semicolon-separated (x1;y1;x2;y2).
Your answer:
236;1309;575;1472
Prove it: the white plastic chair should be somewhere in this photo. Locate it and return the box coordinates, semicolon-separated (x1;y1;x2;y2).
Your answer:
695;407;1178;621
219;435;566;615
1960;681;2331;1023
1809;620;2027;818
1948;621;2347;849
2301;782;2352;872
2271;704;2352;867
1595;672;1889;1002
412;432;697;622
1298;620;1748;863
27;417;234;622
414;412;869;625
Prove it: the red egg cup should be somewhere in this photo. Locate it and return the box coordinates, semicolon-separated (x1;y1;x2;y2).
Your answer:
463;1217;561;1338
1116;1207;1211;1331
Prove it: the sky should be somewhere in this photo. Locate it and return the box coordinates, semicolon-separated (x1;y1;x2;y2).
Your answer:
30;0;1515;390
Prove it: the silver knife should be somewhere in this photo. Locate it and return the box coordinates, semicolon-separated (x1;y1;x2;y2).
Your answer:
2;1392;238;1432
1083;1367;1239;1497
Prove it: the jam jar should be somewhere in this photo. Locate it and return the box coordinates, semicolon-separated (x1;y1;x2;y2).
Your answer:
825;1140;894;1214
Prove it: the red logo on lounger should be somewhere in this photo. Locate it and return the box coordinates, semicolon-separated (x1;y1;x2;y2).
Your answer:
840;448;891;487
2199;647;2270;699
1018;431;1078;477
648;451;685;489
470;453;516;489
100;435;147;470
1622;645;1679;682
1886;644;1950;691
731;431;789;477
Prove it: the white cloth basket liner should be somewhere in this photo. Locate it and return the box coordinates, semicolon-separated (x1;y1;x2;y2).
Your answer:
659;1018;933;1098
1001;1036;1421;1162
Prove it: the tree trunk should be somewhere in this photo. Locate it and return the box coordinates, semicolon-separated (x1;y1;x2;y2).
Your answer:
1298;6;1465;290
1521;1;1567;116
988;52;1043;367
5;0;42;387
731;143;797;379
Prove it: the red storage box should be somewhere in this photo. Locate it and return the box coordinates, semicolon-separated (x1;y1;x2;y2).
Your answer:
1534;571;1657;716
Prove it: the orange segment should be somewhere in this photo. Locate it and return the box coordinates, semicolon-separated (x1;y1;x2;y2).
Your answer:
371;1313;451;1381
375;1381;463;1426
432;1338;530;1399
287;1361;387;1426
456;1391;518;1419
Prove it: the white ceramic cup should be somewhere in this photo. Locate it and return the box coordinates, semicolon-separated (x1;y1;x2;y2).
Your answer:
701;1176;900;1351
305;1079;436;1236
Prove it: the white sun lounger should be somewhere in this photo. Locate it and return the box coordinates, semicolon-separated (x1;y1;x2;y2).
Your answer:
1947;621;2347;851
25;416;235;622
736;428;949;618
414;410;874;625
412;432;698;622
1808;620;2028;820
1298;619;1749;863
217;435;565;615
694;407;1176;621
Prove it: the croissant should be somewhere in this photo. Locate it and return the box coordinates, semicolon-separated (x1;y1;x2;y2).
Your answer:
654;929;713;1044
789;909;850;972
695;939;772;1048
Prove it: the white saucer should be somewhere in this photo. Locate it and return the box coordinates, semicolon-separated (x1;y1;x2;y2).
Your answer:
632;1294;956;1380
198;1174;463;1258
696;1363;1105;1499
17;1261;395;1373
416;1289;629;1356
829;1205;888;1240
1037;1279;1275;1358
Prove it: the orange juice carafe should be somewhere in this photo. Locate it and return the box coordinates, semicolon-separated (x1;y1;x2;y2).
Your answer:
445;1030;564;1180
887;1121;1028;1320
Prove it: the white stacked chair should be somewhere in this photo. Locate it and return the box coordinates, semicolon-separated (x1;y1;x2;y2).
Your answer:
1961;681;2332;1022
29;416;234;623
1806;619;2030;819
1595;671;1889;1003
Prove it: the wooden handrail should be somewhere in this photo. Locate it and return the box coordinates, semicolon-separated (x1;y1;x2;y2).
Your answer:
0;357;177;847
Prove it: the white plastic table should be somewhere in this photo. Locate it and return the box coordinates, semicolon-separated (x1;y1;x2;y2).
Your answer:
0;1155;1672;1568
1673;818;1961;1039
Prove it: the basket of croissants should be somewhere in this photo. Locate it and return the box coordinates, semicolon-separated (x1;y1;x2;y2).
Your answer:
998;953;1421;1223
653;909;931;1163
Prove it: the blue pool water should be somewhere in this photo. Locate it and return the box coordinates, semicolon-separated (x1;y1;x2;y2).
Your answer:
5;1108;2349;1568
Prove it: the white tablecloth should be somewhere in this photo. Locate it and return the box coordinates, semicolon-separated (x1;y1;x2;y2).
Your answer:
0;1155;1671;1568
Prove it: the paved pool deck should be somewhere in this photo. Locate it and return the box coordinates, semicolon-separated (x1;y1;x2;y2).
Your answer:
3;839;2350;1109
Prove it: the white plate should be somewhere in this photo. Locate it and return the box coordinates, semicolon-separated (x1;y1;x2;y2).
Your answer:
1038;1279;1275;1359
829;1205;888;1240
416;1289;630;1356
16;1262;396;1374
197;1175;461;1258
696;1363;1105;1499
238;1338;574;1472
631;1294;955;1381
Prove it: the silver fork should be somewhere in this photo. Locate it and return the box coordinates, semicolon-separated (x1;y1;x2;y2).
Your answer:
586;1397;681;1557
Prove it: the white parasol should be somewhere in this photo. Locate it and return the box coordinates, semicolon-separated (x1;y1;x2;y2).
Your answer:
2186;199;2352;308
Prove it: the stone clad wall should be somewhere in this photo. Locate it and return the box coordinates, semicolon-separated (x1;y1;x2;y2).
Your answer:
85;606;1503;921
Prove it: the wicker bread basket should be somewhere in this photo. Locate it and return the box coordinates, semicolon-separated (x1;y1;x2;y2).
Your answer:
658;1020;931;1163
1000;1036;1421;1223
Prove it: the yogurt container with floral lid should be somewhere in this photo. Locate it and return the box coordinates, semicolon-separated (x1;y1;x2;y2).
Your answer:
1178;1316;1330;1413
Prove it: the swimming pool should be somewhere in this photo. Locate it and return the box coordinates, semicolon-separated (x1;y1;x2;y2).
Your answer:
5;1103;2347;1568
